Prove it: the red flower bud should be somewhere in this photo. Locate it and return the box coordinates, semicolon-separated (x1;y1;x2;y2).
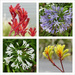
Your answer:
28;27;36;36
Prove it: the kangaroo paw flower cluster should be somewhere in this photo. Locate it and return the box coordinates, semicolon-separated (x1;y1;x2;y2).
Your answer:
28;27;37;36
4;40;35;70
43;44;70;72
8;3;36;36
43;46;54;60
40;5;72;34
54;44;70;60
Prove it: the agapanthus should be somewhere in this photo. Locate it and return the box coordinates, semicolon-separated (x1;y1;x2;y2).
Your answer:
40;5;72;34
4;40;35;70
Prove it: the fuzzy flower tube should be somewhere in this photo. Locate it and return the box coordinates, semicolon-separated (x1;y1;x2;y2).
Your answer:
40;5;72;34
4;40;35;71
8;3;36;36
43;44;70;72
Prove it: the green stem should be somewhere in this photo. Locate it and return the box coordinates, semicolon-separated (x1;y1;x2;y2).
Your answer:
7;65;10;72
13;69;15;72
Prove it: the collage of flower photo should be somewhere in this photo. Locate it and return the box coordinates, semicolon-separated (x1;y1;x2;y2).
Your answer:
2;1;73;74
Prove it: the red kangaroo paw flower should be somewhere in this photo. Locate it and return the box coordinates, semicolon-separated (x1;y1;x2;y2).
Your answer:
23;18;30;29
8;3;30;36
28;27;36;36
14;3;20;10
9;5;16;19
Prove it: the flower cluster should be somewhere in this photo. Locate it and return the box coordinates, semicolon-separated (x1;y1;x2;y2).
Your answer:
4;40;35;70
28;27;37;36
54;44;70;60
8;3;36;36
43;44;70;60
43;44;70;72
40;5;72;34
43;45;54;60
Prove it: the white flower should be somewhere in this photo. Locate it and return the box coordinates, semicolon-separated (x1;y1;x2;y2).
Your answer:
29;54;35;60
17;50;22;55
17;56;22;62
7;43;14;51
11;62;15;67
22;60;32;70
4;56;13;65
26;44;29;48
6;50;12;56
23;40;29;48
23;40;27;45
15;63;19;69
25;60;32;67
22;62;26;70
27;48;34;54
4;40;35;70
9;43;14;48
16;42;19;46
7;46;11;51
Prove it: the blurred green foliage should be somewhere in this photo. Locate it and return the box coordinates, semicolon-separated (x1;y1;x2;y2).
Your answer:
39;3;72;36
39;39;72;59
3;39;36;72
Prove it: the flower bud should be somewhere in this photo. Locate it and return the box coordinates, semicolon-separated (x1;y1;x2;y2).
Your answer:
49;51;54;59
63;49;69;55
62;53;70;60
43;52;48;59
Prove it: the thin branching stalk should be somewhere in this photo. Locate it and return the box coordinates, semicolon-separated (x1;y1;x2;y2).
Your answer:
48;56;64;72
59;57;64;72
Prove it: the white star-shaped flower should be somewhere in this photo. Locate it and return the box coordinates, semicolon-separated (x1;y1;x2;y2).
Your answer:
6;50;13;56
17;50;22;55
4;56;13;65
17;56;22;62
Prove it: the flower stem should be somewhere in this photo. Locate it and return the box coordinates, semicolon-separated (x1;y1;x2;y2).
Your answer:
59;57;64;72
9;28;12;36
48;56;63;72
7;65;10;72
12;69;15;72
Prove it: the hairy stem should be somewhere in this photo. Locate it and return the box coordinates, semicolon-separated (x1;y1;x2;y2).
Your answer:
48;56;63;72
59;57;64;72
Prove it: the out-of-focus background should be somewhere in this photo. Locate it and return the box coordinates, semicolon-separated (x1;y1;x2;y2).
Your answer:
39;39;72;72
3;3;36;36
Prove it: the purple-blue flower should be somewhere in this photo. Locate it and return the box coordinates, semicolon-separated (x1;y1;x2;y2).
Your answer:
40;5;72;34
54;13;59;19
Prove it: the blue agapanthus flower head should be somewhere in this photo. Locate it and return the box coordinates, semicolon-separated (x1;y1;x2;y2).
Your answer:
40;5;72;34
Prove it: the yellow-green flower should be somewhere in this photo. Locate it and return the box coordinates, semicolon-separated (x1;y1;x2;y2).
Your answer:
54;44;70;60
43;45;54;59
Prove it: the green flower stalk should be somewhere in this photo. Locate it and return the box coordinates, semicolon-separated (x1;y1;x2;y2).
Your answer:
43;44;70;72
